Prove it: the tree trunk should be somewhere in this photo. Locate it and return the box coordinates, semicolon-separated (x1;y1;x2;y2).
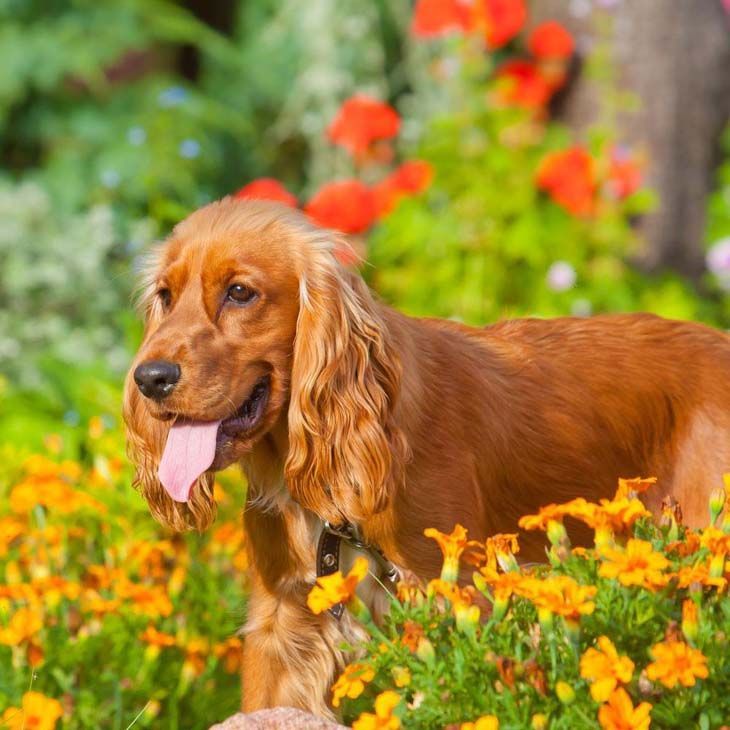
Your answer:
533;0;730;278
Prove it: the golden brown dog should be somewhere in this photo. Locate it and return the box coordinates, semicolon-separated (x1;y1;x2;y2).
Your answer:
124;198;730;715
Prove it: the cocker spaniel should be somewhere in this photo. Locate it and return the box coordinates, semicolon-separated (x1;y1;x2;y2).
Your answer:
124;198;730;716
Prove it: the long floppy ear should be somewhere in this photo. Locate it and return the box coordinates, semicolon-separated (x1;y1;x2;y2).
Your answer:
285;242;409;524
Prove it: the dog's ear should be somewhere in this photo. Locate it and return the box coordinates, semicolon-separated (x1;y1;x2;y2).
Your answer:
285;244;409;523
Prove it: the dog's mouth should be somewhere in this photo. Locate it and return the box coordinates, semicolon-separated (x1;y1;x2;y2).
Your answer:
217;376;270;441
157;377;271;504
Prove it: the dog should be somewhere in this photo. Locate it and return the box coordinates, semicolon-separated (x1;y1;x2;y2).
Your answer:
124;198;730;715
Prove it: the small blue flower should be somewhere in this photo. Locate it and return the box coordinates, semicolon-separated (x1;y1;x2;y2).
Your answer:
158;86;188;108
179;138;201;159
127;126;147;145
100;169;121;189
63;410;81;426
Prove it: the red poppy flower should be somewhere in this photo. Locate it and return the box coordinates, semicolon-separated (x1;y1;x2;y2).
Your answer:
327;95;401;157
412;0;470;37
233;178;297;207
528;21;574;60
373;160;434;216
470;0;527;49
495;60;554;109
536;147;596;216
607;148;642;199
304;180;377;234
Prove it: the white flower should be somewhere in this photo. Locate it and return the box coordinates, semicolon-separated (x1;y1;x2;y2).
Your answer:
546;261;577;292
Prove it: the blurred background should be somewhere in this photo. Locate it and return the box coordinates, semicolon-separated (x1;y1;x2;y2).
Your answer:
0;1;728;727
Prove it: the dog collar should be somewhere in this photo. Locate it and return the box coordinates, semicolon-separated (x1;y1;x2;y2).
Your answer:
316;520;400;619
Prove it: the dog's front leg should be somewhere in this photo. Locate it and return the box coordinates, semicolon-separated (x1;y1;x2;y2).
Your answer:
241;570;346;717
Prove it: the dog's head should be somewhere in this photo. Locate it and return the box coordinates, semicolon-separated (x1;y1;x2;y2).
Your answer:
124;199;407;530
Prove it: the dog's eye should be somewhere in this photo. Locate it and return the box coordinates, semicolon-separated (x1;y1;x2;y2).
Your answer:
227;284;257;305
157;288;172;309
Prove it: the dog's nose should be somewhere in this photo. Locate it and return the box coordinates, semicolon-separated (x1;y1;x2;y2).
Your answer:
134;360;181;401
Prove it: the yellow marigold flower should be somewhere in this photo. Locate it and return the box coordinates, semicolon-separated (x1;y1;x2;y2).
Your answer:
392;666;411;688
646;639;708;689
615;476;657;500
140;625;176;648
485;533;520;571
1;691;63;730
580;636;635;702
352;690;401;730
80;590;121;616
597;688;651;730
307;556;369;614
461;717;499;730
214;636;243;673
0;606;42;646
699;525;730;555
531;714;548;730
599;539;670;591
0;516;24;557
518;503;568;532
181;637;209;680
116;581;173;618
525;575;596;620
427;578;475;610
332;662;376;707
674;561;727;591
88;415;105;439
424;524;479;582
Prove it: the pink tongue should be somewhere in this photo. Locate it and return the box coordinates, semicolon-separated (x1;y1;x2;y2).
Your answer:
158;420;221;502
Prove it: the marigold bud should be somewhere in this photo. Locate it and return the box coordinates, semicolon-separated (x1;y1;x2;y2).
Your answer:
710;487;725;525
416;637;435;665
682;599;699;642
531;713;549;729
555;681;575;704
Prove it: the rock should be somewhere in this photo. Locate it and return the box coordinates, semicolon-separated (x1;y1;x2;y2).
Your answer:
209;708;349;730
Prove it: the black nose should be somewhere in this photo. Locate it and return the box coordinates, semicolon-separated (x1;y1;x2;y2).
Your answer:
134;360;181;401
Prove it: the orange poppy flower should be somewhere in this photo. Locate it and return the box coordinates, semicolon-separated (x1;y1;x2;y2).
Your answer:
412;0;470;37
304;180;377;234
327;95;400;157
373;160;434;216
495;60;555;109
470;0;527;49
233;178;297;207
646;639;708;688
597;688;651;730
528;21;574;59
536;146;596;217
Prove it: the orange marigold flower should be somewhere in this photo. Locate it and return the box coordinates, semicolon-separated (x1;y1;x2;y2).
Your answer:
214;636;243;673
373;160;434;216
1;691;63;730
580;636;635;702
332;661;376;707
536;146;596;217
233;178;297;207
525;575;596;620
425;524;480;582
599;539;670;590
140;625;176;648
495;60;555;109
615;476;657;500
412;0;470;37
0;516;24;557
646;639;708;689
597;688;651;730
673;560;727;591
461;717;499;730
699;525;730;555
304;180;376;234
528;21;574;59
116;581;173;618
0;606;42;646
181;637;209;679
307;556;369;614
352;690;401;730
401;619;425;653
470;0;527;49
518;503;569;532
327;95;400;157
